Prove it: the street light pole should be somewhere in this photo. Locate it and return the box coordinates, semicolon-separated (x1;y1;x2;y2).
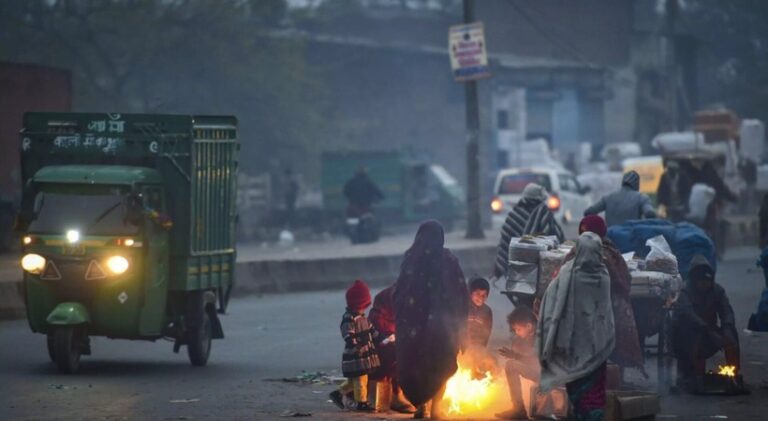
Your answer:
463;0;485;239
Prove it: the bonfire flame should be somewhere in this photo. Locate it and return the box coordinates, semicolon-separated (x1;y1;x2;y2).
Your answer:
717;365;737;377
442;362;503;415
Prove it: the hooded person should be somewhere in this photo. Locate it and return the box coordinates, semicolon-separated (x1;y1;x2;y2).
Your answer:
670;255;740;391
584;170;656;227
537;232;615;421
574;215;644;372
394;220;469;418
329;279;381;412
494;183;565;278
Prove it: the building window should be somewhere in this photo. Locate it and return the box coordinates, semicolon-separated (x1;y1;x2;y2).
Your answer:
497;110;509;130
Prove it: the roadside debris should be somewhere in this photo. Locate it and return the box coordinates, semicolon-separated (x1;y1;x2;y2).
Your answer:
169;399;200;404
280;409;311;417
48;384;76;390
264;371;345;385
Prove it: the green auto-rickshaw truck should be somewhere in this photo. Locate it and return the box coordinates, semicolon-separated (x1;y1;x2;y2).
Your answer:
17;112;238;373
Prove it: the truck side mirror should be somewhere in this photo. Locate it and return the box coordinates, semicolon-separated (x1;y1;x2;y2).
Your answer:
14;213;30;232
125;193;144;226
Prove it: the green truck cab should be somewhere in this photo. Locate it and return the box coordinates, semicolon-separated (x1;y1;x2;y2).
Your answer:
321;150;465;230
17;112;238;373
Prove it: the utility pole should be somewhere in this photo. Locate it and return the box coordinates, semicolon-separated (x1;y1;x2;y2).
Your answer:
663;0;680;131
463;0;484;239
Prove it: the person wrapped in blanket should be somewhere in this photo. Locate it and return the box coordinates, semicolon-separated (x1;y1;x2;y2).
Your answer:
538;232;615;421
670;255;741;393
394;220;469;419
494;183;565;279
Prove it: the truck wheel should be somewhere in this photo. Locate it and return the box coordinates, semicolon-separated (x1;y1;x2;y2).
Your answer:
46;334;56;362
187;309;212;367
54;326;83;374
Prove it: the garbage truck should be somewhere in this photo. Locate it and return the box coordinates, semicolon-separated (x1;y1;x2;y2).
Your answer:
17;112;238;373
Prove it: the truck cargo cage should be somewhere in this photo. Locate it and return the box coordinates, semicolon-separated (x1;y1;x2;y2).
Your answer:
20;112;239;291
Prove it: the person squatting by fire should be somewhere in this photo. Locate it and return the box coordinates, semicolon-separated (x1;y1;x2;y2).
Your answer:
670;255;740;392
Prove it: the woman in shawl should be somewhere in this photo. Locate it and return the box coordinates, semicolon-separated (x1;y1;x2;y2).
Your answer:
494;183;565;278
574;215;644;372
538;232;615;421
394;220;469;419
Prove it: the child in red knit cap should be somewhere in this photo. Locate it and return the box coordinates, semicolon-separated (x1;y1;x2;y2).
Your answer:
329;279;381;412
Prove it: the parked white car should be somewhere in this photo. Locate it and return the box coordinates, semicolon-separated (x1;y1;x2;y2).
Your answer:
491;167;592;228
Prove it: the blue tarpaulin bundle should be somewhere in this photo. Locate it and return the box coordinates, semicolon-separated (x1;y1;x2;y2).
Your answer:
607;219;716;280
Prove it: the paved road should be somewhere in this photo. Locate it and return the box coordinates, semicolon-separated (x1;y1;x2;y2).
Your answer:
2;254;768;420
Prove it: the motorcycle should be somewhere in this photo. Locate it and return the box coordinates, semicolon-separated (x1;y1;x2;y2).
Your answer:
345;205;380;244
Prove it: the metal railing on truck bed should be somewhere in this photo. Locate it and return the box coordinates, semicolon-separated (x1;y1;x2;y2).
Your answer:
20;112;239;291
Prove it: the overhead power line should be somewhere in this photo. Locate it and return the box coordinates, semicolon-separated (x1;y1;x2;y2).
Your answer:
506;0;598;68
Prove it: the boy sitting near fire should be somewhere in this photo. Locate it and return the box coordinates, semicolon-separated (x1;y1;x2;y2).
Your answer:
467;277;493;348
495;306;540;420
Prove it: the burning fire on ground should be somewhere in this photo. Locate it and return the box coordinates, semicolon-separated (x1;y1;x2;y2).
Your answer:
717;365;736;377
441;359;508;417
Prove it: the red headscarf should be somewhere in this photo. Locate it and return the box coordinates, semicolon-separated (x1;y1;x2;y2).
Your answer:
579;215;607;239
370;285;396;336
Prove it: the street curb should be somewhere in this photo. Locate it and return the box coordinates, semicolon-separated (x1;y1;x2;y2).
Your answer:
0;245;497;321
232;245;496;294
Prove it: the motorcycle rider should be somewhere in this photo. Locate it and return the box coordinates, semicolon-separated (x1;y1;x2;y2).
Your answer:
344;167;384;217
343;167;384;242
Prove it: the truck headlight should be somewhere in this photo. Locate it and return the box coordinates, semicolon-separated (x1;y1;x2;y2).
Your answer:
106;255;129;275
21;253;46;274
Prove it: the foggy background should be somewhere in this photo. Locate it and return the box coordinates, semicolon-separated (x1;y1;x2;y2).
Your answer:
2;0;767;204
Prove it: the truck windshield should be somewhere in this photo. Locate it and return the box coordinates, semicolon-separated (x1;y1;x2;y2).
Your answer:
29;191;140;236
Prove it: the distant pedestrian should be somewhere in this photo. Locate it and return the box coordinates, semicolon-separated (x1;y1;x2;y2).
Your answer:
585;170;656;227
343;166;384;217
657;161;692;222
329;279;381;412
494;183;565;278
283;168;299;228
394;220;468;419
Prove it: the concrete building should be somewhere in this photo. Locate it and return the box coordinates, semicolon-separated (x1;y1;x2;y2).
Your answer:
288;0;665;198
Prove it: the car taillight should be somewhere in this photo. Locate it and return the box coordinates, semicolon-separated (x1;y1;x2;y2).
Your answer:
491;197;504;214
547;195;561;212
